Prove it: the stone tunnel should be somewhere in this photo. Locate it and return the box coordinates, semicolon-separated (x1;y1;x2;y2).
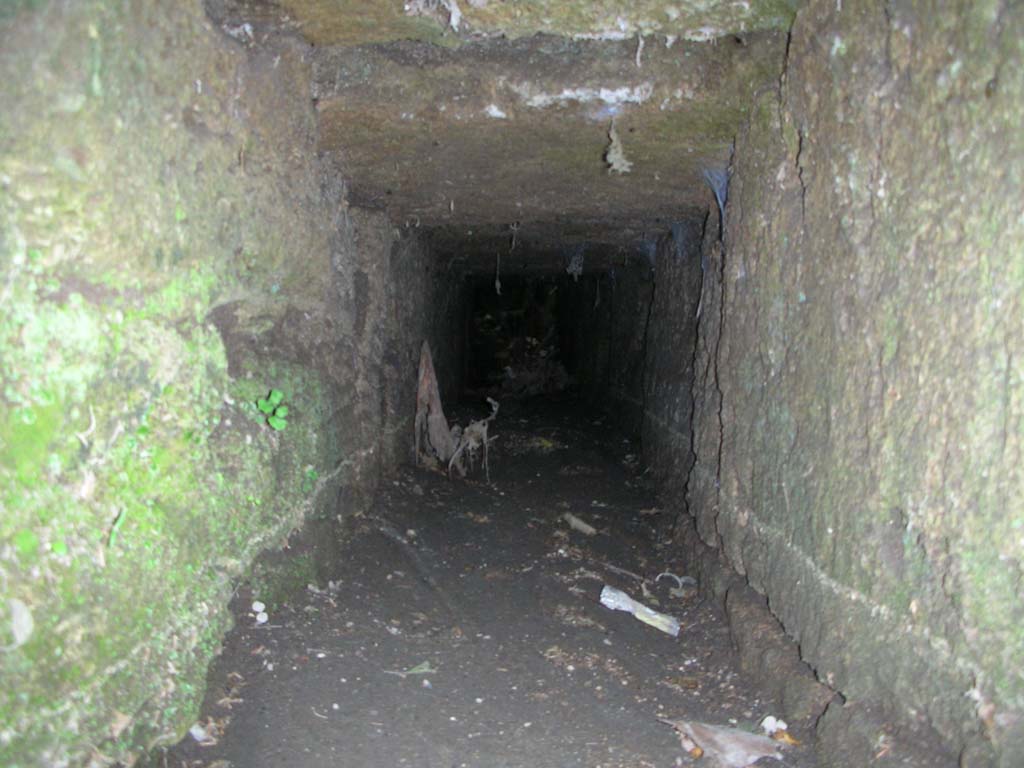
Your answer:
1;1;1021;766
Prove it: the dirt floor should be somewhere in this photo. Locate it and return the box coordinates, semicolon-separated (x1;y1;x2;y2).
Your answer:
147;400;816;767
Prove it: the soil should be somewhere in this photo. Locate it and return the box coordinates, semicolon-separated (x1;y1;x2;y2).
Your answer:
146;399;816;767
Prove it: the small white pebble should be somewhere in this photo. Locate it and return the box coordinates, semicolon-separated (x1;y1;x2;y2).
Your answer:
475;697;484;704
524;722;532;728
252;600;266;613
422;679;432;689
332;703;339;710
449;716;457;721
255;611;269;624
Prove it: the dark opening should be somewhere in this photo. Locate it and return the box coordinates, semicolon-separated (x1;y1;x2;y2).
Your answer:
464;273;573;398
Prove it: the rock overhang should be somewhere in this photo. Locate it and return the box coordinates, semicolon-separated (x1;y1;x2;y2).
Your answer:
208;0;789;264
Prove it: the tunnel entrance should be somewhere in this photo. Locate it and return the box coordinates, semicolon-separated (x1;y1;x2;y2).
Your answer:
8;1;1014;766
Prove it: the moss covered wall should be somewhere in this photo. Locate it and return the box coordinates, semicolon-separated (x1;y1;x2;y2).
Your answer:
683;1;1024;764
0;2;421;764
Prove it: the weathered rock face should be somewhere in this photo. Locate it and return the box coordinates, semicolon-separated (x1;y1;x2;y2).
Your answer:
0;2;446;764
211;0;797;46
312;33;783;252
683;1;1024;764
3;0;1022;766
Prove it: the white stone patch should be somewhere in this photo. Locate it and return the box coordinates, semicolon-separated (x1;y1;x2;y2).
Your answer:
442;0;461;31
511;83;653;109
5;599;33;649
687;26;724;42
604;121;632;174
484;104;507;119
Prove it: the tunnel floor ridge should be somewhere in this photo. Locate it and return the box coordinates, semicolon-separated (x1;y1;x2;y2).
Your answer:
151;402;817;767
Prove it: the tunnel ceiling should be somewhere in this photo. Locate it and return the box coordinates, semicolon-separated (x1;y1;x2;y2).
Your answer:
210;0;790;258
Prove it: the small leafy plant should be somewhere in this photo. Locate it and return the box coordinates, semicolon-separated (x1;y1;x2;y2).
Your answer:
257;389;289;430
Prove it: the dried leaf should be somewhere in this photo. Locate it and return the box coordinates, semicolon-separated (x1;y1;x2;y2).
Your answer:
109;710;132;739
659;719;784;768
562;513;597;536
773;730;801;746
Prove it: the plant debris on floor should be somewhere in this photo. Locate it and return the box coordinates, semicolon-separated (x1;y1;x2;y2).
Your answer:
146;402;816;768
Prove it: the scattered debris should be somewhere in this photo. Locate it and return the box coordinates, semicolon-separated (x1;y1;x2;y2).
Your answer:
415;340;459;470
599;585;680;636
592;559;644;583
561;512;597;536
449;397;499;482
251;600;268;625
604;119;633;174
404;0;462;32
640;580;659;604
761;715;800;745
222;22;254;44
188;718;225;747
655;572;697;589
552;603;605;630
658;719;785;767
384;661;437;679
760;715;786;735
416;341;500;481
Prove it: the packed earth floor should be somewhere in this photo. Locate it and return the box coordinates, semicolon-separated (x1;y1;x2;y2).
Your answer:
149;401;816;768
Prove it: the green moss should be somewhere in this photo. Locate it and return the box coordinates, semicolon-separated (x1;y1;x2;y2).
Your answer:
248;550;318;612
0;1;348;764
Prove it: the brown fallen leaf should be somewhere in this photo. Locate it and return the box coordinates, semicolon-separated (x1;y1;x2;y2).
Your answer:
773;729;801;746
658;718;784;767
667;675;701;690
109;710;132;740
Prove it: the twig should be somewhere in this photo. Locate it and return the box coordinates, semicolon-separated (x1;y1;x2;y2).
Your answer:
107;508;126;548
75;405;96;447
593;559;645;583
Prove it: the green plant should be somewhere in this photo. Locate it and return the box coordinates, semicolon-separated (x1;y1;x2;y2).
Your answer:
301;467;319;494
256;389;289;430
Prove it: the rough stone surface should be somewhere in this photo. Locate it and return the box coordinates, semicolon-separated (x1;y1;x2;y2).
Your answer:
0;2;436;764
685;1;1024;764
312;33;783;252
558;258;654;431
255;0;797;45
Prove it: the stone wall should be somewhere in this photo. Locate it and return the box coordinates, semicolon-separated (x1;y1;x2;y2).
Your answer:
640;222;704;495
687;1;1024;764
0;2;430;764
559;258;659;435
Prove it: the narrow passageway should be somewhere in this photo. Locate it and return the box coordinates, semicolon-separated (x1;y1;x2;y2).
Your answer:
150;402;814;767
4;3;1020;766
